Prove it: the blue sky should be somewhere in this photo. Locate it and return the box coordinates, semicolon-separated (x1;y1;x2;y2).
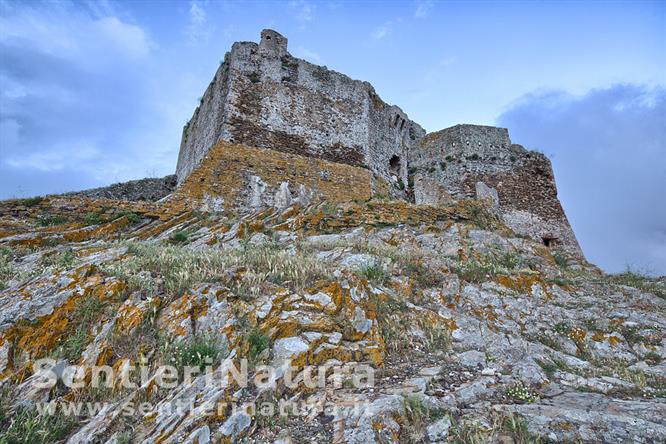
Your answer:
1;0;665;274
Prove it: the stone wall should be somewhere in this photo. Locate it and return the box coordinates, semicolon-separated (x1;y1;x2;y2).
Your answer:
64;175;177;202
174;140;385;213
411;125;582;254
176;29;424;195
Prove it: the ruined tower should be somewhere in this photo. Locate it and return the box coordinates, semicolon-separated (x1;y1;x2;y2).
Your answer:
176;29;424;194
175;29;582;256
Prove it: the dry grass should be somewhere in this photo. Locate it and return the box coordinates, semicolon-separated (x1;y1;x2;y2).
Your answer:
302;237;445;288
102;240;330;298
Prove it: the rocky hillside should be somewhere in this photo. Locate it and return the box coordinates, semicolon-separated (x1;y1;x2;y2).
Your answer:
0;195;664;443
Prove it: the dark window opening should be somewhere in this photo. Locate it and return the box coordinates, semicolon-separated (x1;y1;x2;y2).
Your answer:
389;155;402;176
542;234;559;247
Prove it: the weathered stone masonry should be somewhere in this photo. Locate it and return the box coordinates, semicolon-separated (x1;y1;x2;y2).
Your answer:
411;125;582;255
177;29;424;193
176;30;582;256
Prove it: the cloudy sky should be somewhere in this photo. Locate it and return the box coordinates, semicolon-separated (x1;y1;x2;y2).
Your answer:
0;0;664;274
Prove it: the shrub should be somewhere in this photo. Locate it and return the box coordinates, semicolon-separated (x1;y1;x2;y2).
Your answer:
450;248;532;284
0;248;15;290
451;259;496;283
37;213;67;226
54;295;108;362
356;264;387;284
374;296;411;352
248;328;270;361
20;196;44;207
116;210;142;224
499;414;543;444
553;253;568;269
400;395;430;443
464;201;494;229
546;277;572;287
421;320;452;352
170;231;189;243
84;212;106;225
44;249;76;268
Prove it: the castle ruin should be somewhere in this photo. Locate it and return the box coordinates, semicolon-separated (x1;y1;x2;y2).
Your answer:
176;30;582;255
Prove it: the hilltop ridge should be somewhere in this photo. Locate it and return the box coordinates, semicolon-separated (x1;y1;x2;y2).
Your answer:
0;29;663;444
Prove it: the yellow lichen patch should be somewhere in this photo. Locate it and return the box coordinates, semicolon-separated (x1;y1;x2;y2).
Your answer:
496;273;545;294
157;293;210;338
174;141;375;211
279;204;301;221
3;267;125;368
609;318;626;327
62;216;129;243
592;331;607;342
134;211;194;240
607;335;623;346
114;296;160;335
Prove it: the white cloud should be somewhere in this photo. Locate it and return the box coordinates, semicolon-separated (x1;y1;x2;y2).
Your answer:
0;1;174;196
95;17;151;58
5;143;101;172
289;0;314;23
414;0;433;19
372;23;391;40
0;3;152;64
186;0;211;45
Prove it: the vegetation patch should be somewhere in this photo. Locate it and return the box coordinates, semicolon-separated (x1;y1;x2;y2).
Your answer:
103;241;329;298
356;264;387;284
373;295;411;353
53;295;109;362
161;335;224;373
450;247;535;284
0;405;78;444
399;395;432;444
248;327;271;362
44;249;76;268
20;196;44;207
506;382;539;403
37;213;67;226
610;268;665;300
0;247;16;290
169;231;189;243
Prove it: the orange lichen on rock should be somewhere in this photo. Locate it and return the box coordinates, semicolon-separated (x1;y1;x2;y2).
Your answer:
157;293;210;337
174;141;376;211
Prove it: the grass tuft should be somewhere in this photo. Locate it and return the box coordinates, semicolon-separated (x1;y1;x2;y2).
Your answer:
356;264;387;284
610;268;665;300
0;406;78;444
